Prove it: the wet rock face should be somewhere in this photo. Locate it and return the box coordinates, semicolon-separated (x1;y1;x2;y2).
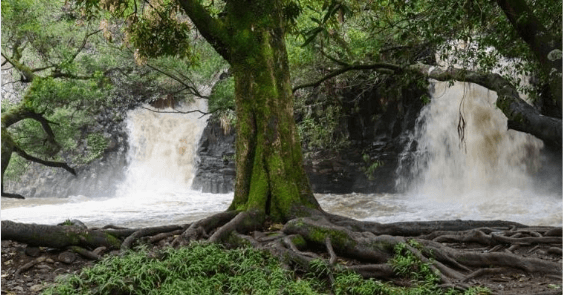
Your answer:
191;119;236;194
304;82;426;193
192;82;426;194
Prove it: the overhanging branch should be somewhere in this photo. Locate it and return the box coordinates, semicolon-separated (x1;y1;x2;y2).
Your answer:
1;52;35;82
292;63;400;92
145;63;208;98
177;0;230;62
138;105;212;119
411;63;562;149
292;60;561;149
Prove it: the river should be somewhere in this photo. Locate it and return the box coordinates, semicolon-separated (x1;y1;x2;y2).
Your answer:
2;81;561;227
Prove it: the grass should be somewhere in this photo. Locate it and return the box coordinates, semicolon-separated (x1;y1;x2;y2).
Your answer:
42;241;491;295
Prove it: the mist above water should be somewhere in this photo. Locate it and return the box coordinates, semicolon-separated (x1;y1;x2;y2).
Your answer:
390;81;561;226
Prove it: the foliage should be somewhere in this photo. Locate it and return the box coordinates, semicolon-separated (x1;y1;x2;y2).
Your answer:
390;240;440;287
1;77;109;181
388;241;492;295
43;243;317;295
1;0;228;181
60;219;74;226
125;1;193;60
42;242;491;295
209;76;235;113
297;103;347;152
361;154;383;180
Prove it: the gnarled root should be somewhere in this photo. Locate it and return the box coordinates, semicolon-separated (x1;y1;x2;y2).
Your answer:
278;214;562;286
2;212;561;293
172;211;239;246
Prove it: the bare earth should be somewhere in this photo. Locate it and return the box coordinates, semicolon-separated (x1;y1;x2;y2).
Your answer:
1;237;561;295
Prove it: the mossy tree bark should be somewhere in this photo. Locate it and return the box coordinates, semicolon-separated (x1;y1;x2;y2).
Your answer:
179;0;320;223
225;1;320;222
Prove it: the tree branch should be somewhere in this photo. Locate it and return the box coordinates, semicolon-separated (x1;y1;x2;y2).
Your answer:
13;145;76;176
138;105;212;117
1;52;36;82
411;63;562;149
319;49;350;67
63;27;102;70
145;63;208;98
31;65;56;73
494;0;561;74
176;0;230;62
494;0;562;105
292;63;400;92
51;71;95;80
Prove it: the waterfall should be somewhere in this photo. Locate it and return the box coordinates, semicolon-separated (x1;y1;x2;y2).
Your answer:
1;98;233;227
2;79;560;227
116;100;208;197
394;80;561;225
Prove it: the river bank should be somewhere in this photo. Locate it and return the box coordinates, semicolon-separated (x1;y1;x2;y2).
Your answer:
2;229;561;295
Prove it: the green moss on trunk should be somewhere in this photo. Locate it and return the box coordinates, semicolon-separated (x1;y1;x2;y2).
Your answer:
225;0;319;222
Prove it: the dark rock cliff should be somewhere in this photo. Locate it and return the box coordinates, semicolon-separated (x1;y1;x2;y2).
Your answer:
309;81;426;193
191;119;236;194
191;80;426;194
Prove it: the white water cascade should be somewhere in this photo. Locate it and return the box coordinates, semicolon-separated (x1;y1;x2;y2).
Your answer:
1;100;232;227
318;81;561;226
2;81;561;227
396;81;561;225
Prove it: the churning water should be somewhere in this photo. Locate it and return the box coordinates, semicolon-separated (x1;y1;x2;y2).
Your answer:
2;99;232;227
387;81;561;226
2;81;561;227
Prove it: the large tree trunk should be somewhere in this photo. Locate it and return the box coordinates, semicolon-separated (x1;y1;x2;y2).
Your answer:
224;0;320;222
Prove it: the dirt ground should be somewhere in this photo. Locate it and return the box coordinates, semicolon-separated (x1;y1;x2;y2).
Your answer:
1;238;561;295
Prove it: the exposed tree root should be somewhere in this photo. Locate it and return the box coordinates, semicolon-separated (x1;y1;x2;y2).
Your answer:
69;246;101;261
14;256;46;276
149;229;183;243
2;212;561;292
346;264;396;279
121;225;184;250
461;268;509;282
208;210;263;243
172;210;239;246
1;220;121;249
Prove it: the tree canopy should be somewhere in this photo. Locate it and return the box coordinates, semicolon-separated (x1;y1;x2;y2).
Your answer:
1;0;227;197
3;0;560;193
1;1;561;292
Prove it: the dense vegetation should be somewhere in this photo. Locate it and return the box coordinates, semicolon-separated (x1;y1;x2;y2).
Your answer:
2;0;561;185
1;0;561;294
1;0;227;186
43;242;491;295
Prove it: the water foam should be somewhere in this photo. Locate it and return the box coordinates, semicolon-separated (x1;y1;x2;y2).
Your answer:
393;81;561;226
